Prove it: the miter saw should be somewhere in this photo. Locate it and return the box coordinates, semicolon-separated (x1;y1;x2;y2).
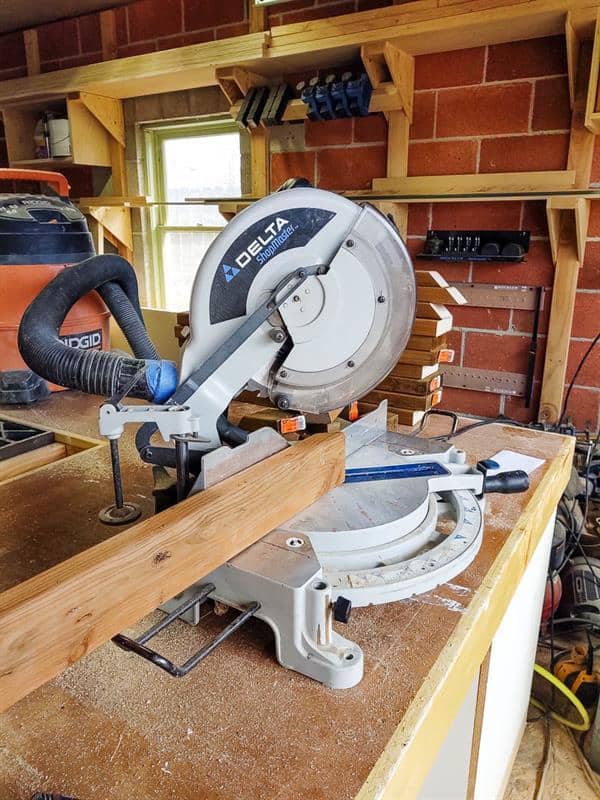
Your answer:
19;184;530;689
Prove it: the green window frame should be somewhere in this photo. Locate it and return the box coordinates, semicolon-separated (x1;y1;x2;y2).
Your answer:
144;117;241;309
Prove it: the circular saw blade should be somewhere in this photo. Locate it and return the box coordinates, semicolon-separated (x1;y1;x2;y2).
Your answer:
267;205;415;414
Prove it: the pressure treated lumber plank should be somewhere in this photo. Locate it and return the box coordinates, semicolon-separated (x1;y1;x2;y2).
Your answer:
251;127;270;196
0;443;67;484
0;433;344;713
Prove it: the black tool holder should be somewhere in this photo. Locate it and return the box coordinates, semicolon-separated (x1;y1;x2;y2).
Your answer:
418;230;530;262
298;71;372;120
112;583;260;677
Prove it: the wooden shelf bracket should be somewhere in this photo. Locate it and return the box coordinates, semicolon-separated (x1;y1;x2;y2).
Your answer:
546;195;590;265
585;9;600;133
361;40;414;122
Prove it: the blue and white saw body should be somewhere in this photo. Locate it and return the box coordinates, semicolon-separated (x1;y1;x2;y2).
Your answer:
179;187;415;430
99;187;415;455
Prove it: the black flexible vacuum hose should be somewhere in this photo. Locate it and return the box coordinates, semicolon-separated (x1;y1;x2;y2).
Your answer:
18;255;176;402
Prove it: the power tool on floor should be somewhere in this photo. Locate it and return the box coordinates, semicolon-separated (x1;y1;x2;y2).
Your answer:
553;638;600;708
18;184;530;688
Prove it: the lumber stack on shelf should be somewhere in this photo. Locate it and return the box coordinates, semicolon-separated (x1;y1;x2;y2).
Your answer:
361;271;466;427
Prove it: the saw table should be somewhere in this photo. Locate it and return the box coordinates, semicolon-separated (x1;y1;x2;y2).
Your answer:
0;392;573;800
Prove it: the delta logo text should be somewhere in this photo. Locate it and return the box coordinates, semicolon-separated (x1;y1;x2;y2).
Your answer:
222;217;298;283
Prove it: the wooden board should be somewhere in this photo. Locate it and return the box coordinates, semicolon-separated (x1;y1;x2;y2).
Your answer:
376;373;442;396
391;362;440;379
417;286;467;305
412;316;453;337
0;443;67;485
539;40;594;424
0;433;344;713
415;302;452;321
414;270;448;287
406;334;446;352
372;170;576;195
397;347;451;366
363;388;442;411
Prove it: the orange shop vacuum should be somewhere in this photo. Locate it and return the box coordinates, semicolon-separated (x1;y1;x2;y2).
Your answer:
0;168;108;403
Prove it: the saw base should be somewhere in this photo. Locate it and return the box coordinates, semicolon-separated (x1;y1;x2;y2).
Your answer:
161;405;485;689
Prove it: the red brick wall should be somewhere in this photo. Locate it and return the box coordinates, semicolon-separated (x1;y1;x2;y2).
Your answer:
271;37;600;430
0;7;597;428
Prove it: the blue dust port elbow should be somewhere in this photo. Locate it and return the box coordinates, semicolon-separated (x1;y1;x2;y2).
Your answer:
144;359;178;403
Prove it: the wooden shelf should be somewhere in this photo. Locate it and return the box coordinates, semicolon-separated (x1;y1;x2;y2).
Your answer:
10;157;77;169
0;0;595;105
2;94;113;168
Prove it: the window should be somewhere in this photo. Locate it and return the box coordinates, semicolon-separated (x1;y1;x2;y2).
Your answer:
145;119;242;310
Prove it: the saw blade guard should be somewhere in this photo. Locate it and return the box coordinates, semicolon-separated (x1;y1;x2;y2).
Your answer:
180;187;415;415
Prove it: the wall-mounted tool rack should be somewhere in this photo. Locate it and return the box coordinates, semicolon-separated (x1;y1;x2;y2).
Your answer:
418;230;531;263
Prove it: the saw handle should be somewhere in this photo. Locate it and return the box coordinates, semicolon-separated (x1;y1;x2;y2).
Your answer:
483;470;530;495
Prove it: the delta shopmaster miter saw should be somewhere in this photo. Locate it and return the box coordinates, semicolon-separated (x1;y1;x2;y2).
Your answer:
18;185;530;689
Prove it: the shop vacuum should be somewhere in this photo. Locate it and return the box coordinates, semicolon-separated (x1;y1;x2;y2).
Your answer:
0;168;108;404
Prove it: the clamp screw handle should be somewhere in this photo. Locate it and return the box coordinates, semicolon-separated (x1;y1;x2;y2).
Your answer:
332;596;352;624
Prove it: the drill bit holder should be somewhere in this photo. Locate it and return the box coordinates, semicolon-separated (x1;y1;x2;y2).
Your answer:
418;229;530;263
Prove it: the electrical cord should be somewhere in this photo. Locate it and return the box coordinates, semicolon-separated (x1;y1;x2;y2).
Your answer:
557;330;600;429
429;414;529;442
529;663;591;731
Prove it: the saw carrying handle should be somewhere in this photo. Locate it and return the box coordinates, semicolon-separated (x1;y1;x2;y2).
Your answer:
112;583;260;677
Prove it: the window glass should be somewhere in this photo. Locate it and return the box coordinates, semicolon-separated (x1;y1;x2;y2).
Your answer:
147;122;241;310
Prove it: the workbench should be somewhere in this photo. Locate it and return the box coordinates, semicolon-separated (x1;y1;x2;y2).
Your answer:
0;393;573;800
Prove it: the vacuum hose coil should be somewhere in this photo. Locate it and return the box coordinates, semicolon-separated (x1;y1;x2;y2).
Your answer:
18;254;177;402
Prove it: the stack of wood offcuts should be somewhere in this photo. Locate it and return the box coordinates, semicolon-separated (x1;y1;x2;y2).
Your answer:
359;270;466;427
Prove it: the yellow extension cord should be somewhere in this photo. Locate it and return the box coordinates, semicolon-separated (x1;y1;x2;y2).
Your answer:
529;662;591;732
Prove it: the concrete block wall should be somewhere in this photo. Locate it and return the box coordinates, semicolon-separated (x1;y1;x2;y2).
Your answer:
0;2;597;427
